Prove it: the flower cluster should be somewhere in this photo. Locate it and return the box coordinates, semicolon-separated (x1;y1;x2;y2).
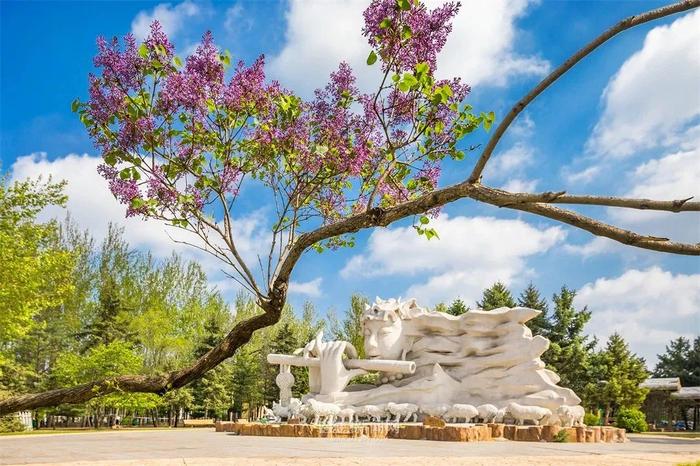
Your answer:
78;0;491;247
363;0;460;72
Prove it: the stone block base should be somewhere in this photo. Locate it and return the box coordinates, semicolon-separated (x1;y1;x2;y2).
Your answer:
215;421;627;443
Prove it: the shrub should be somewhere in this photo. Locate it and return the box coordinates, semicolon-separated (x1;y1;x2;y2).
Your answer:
553;429;569;442
584;412;600;426
615;408;648;433
0;415;26;433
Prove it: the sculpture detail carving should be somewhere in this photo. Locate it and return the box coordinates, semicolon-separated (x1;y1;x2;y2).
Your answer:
267;297;583;426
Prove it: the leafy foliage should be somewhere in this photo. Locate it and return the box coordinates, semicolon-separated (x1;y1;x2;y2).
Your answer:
446;298;468;316
517;283;550;336
615;407;648;433
477;282;516;310
0;177;73;344
654;337;700;386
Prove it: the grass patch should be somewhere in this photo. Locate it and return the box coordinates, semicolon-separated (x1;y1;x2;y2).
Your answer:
638;432;700;438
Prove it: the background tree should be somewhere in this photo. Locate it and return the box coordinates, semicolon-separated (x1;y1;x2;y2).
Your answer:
585;333;649;423
3;0;699;414
517;283;550;336
654;337;700;386
542;286;596;397
477;282;516;310
446;298;469;316
329;294;368;358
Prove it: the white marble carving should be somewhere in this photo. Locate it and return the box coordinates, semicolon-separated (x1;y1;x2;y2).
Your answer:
308;398;340;425
507;402;552;426
267;297;584;424
444;404;478;423
557;405;585;427
477;404;499;423
387;402;419;422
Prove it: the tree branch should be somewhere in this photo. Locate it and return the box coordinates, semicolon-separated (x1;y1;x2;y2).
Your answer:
482;189;700;212
467;0;700;183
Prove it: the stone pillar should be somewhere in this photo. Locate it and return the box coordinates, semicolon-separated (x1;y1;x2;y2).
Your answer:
276;364;295;406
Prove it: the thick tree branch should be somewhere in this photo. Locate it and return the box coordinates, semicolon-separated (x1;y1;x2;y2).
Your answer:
468;0;700;183
480;189;700;212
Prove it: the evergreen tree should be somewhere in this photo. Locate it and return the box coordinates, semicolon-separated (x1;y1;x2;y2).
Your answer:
544;286;596;398
433;303;448;313
517;283;550;336
654;337;700;386
446;298;469;316
329;294;367;358
477;282;516;310
585;333;649;423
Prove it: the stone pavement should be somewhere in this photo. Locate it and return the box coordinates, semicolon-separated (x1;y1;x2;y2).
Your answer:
1;429;698;466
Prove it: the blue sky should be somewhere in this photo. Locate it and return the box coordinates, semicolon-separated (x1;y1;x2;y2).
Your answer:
1;0;699;365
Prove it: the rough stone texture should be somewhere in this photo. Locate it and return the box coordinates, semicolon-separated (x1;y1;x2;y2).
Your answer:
488;423;504;438
541;425;559;442
215;422;625;443
423;416;446;428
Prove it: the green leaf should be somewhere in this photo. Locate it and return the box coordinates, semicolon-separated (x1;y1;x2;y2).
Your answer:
173;56;183;67
424;228;439;240
419;215;429;225
398;0;411;11
138;43;148;58
119;168;132;180
401;25;412;40
367;50;378;66
379;18;392;29
104;152;118;166
71;99;80;113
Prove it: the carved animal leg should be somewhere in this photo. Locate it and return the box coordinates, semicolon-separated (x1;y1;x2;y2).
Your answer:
314;414;320;424
394;414;400;423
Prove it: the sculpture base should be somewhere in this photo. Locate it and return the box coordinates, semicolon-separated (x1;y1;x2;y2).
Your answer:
215;421;626;443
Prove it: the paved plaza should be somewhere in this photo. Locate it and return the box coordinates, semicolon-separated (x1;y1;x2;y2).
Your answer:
1;429;699;466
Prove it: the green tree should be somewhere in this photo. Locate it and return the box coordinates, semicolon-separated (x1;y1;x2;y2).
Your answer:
585;333;649;423
477;282;516;310
446;298;469;316
654;337;700;386
0;177;73;346
329;294;368;358
517;283;550;336
543;286;596;398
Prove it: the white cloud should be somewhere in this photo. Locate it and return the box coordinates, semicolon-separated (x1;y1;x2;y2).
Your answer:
610;144;700;243
489;143;535;178
577;267;700;365
131;1;200;42
10;153;269;291
289;277;324;297
341;214;566;305
501;178;539;193
269;0;549;97
586;9;700;158
563;237;620;258
562;165;600;186
430;0;550;87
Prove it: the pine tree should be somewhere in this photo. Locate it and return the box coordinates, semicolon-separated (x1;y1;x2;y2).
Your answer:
446;298;469;316
544;286;596;398
654;337;700;386
585;333;649;423
517;283;550;336
477;282;516;310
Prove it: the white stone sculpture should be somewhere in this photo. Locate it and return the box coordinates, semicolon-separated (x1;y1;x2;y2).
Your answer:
337;406;356;423
297;403;314;424
260;406;277;422
541;412;561;427
444;404;478;423
477;404;499;423
507;402;552;426
420;403;450;418
363;404;388;422
387;402;419;422
267;297;583;423
557;405;585;427
308;398;341;425
272;401;290;420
